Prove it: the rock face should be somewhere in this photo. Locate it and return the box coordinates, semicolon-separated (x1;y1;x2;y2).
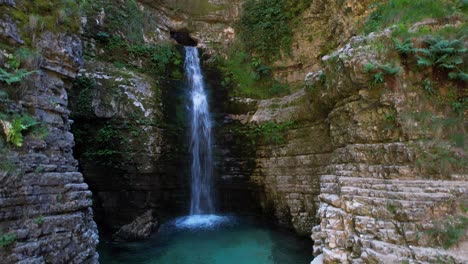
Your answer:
228;29;467;262
112;210;158;242
0;1;99;262
69;58;190;233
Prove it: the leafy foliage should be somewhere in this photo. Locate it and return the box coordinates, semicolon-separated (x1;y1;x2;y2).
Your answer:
364;62;401;85
237;0;311;61
415;37;465;68
393;38;414;55
413;36;467;81
0;68;36;85
0;114;40;147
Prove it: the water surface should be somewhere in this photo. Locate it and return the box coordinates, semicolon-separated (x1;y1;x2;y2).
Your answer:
99;215;311;264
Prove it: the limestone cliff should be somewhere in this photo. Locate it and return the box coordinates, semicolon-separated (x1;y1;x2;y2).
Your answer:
228;25;467;263
0;0;98;262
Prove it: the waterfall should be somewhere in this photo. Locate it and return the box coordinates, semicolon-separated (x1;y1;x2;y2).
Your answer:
185;46;215;215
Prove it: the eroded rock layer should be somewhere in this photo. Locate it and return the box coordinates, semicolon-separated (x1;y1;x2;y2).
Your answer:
0;1;99;262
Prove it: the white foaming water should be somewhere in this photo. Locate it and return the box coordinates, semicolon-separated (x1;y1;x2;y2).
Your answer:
185;46;215;215
174;215;232;229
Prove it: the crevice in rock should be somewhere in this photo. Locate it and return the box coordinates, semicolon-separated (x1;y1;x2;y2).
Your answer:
170;31;197;46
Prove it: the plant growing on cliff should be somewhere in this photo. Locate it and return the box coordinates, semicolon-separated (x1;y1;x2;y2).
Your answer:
415;37;467;81
363;0;464;34
427;216;468;249
364;62;401;86
72;76;95;118
237;0;311;61
0;68;36;85
393;38;414;56
0;114;40;147
0;232;16;248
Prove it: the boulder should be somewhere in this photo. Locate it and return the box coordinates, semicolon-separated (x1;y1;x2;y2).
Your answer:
112;210;159;242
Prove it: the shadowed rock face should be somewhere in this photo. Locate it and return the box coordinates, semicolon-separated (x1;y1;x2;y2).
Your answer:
0;8;99;263
171;31;198;46
113;210;159;242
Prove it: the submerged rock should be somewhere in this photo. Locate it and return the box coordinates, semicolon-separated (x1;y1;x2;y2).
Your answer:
112;210;159;242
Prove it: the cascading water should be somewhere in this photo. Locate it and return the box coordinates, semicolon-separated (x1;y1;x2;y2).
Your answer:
100;46;312;264
185;46;215;216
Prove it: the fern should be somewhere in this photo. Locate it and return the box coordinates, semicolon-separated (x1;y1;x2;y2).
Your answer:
448;71;468;81
0;115;40;147
416;37;466;70
436;55;463;69
373;72;385;85
364;62;377;73
416;55;435;67
394;38;414;55
379;64;401;75
0;68;37;85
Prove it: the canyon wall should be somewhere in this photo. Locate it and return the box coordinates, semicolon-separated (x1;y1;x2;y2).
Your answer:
235;28;467;262
0;1;98;262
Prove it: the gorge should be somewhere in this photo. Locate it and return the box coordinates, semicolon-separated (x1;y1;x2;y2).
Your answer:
0;0;467;263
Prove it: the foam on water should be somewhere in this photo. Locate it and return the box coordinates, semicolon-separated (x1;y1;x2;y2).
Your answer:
174;214;232;229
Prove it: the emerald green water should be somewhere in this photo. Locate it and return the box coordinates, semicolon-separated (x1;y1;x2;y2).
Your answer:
99;215;311;264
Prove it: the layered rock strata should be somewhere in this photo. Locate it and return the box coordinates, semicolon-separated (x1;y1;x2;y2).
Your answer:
0;2;99;261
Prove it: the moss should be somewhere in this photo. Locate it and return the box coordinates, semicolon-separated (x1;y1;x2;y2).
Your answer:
1;0;80;47
71;76;95;119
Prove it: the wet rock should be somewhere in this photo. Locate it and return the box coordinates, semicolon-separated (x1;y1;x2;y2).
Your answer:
112;210;158;242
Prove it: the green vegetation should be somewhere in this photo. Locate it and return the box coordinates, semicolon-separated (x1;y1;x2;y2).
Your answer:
78;123;123;165
71;76;95;118
216;45;291;99
0;114;43;147
0;0;80;46
0;50;37;85
386;201;398;214
409;107;466;177
238;0;312;61
81;0;148;44
0;68;36;85
364;62;401;85
364;0;466;34
414;37;467;81
427;216;468;249
218;0;311;99
0;231;16;248
92;35;182;78
35;215;45;225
